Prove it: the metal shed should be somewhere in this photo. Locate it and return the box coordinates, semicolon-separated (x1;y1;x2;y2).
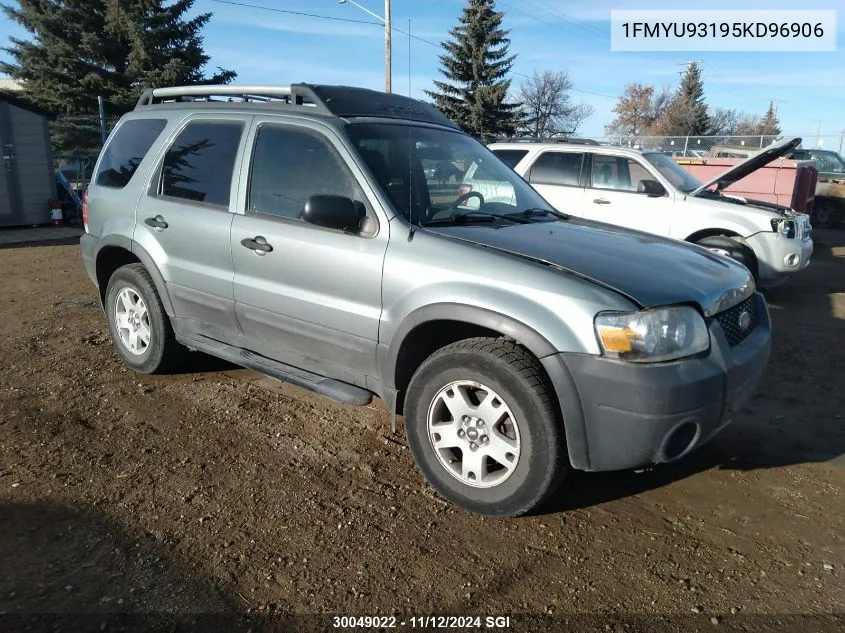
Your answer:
0;92;56;227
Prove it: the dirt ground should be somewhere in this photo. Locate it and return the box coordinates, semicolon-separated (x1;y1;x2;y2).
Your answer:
0;231;843;632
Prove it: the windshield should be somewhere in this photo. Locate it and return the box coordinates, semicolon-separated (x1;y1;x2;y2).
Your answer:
345;123;562;225
642;152;704;193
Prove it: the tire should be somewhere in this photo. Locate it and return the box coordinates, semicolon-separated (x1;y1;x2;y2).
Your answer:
404;338;568;517
810;202;837;230
104;263;185;374
695;235;760;284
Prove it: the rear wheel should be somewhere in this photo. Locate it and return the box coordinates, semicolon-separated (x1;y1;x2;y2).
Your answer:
810;201;836;229
404;338;567;517
104;263;185;374
695;235;760;284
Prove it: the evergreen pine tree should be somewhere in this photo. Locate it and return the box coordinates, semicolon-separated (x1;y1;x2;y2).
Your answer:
759;101;782;136
1;0;235;155
664;61;710;136
425;0;520;142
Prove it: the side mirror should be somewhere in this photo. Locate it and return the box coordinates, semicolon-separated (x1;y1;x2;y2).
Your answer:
302;195;364;233
638;179;666;197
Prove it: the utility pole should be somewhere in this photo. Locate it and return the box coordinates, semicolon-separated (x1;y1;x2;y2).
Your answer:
815;120;822;148
384;0;391;93
339;0;392;93
771;100;786;117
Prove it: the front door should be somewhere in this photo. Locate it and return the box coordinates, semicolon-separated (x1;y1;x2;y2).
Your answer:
134;115;251;341
230;119;388;385
583;153;675;235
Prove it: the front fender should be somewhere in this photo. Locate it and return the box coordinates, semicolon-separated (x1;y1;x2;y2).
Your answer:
378;302;561;389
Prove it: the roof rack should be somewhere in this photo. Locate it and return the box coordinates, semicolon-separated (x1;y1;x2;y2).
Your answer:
494;136;601;145
134;83;458;128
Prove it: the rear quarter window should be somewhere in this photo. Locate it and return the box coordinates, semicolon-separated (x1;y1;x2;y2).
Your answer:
491;149;529;170
95;119;167;188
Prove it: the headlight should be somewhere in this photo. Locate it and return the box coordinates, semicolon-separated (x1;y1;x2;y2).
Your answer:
770;218;796;239
594;305;710;363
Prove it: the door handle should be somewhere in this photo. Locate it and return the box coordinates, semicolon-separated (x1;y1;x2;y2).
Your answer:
144;215;168;230
593;198;611;205
241;235;273;254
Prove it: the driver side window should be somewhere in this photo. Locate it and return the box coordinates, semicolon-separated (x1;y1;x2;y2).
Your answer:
590;155;653;193
248;125;367;221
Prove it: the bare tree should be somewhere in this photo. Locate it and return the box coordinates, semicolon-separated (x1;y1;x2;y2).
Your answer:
517;70;594;138
604;82;670;137
706;107;742;136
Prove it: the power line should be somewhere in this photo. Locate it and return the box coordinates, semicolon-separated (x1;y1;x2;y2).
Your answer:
209;0;618;99
210;0;381;26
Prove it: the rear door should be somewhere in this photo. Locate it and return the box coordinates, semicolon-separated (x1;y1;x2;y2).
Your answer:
524;150;589;214
583;153;674;235
230;118;388;385
134;115;251;341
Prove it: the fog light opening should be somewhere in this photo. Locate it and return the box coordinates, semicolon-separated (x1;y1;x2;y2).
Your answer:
784;253;800;267
662;421;700;462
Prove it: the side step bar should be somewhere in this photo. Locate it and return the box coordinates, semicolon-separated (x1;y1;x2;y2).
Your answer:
176;334;373;406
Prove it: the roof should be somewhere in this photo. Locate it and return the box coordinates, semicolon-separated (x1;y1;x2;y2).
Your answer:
0;90;55;118
489;141;644;156
0;78;23;92
135;83;458;129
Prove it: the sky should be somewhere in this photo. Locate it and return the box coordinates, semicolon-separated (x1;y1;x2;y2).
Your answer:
1;0;844;144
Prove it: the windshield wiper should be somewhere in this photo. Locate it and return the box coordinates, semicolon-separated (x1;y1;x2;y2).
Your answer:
421;211;527;226
504;208;568;221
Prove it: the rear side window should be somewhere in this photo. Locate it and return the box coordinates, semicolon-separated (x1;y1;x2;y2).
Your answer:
492;149;528;170
528;152;585;186
95;119;167;188
247;125;365;221
160;121;243;207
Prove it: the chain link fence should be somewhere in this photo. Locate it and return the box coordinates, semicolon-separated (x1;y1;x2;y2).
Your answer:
52;114;120;191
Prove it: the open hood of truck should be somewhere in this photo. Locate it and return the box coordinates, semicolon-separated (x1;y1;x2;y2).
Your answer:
688;137;802;198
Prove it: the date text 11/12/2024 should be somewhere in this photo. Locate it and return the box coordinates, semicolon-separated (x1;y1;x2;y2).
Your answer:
333;615;512;629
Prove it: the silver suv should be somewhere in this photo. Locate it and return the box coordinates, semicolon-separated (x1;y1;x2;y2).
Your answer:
80;84;771;517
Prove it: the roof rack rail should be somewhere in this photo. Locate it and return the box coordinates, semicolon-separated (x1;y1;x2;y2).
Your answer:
135;84;331;113
134;83;459;128
494;135;600;145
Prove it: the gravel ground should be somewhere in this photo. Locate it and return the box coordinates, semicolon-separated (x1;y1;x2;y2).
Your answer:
0;232;843;632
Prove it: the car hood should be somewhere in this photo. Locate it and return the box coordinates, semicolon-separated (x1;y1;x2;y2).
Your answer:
426;219;754;316
689;137;802;197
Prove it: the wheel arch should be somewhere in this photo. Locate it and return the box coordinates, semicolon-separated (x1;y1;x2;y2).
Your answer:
685;227;741;243
95;238;174;316
381;304;558;414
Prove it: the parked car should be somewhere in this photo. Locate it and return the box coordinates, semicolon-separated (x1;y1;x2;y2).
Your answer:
662;149;706;158
486;139;813;287
81;83;771;518
788;148;845;228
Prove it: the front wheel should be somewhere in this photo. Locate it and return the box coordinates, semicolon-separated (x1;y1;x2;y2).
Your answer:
695;235;760;284
404;338;568;517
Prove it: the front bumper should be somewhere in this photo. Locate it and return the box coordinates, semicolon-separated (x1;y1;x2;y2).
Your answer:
542;292;771;472
747;230;813;286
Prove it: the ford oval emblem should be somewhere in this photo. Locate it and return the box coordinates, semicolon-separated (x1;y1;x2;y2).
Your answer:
738;310;752;331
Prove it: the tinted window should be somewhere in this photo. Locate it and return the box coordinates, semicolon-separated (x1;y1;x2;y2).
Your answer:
591;155;654;192
528;152;584;186
346;123;560;222
95;119;167;188
248;125;365;220
492;149;529;170
160;121;243;206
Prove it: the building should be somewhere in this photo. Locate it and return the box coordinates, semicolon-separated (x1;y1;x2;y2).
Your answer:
0;87;57;226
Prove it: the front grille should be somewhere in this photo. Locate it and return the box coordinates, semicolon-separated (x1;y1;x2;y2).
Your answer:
715;296;758;347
